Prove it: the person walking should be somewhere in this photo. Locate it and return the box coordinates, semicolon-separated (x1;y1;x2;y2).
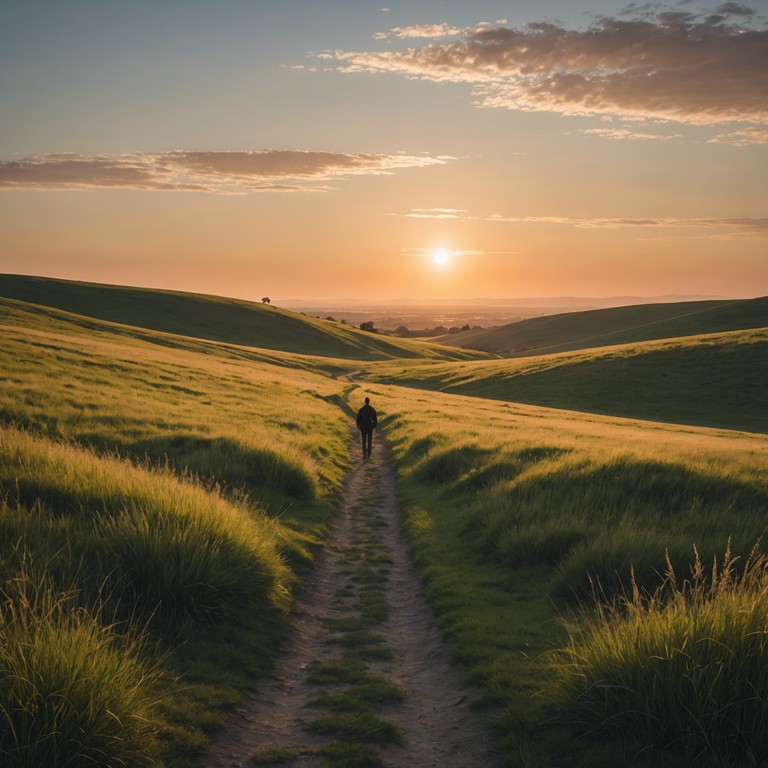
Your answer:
356;397;378;459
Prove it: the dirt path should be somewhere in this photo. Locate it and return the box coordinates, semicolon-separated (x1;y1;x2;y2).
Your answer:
203;428;498;768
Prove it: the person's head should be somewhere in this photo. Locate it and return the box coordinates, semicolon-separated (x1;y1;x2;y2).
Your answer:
364;397;370;404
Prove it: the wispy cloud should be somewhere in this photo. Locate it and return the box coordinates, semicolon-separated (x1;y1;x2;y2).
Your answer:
327;7;768;129
374;23;462;40
487;215;768;239
0;150;449;193
578;127;682;141
707;127;768;147
405;247;484;255
388;207;476;219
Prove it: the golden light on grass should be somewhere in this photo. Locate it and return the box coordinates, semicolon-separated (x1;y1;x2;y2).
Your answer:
2;279;766;768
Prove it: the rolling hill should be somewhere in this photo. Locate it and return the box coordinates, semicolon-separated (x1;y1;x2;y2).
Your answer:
3;273;768;767
0;274;486;362
369;327;768;433
443;296;768;356
4;275;765;432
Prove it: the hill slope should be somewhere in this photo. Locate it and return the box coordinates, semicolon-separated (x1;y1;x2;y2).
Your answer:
444;297;768;356
0;274;486;361
370;328;768;433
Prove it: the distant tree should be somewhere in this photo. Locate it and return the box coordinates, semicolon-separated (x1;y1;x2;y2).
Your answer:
340;318;347;324
461;324;471;332
359;321;377;333
433;325;448;336
261;296;271;304
448;326;461;334
325;316;336;322
394;325;410;337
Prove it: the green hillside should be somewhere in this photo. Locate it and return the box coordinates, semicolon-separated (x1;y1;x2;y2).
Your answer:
369;328;768;433
3;277;768;767
445;296;768;356
0;274;485;361
0;297;356;378
0;290;357;766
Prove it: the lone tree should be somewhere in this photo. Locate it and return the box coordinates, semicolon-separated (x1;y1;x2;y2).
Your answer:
359;321;377;333
261;296;271;304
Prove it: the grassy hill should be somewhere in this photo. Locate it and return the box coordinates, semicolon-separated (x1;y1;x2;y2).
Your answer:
369;380;768;767
0;296;362;378
0;289;357;765
369;328;768;433
3;276;768;767
443;296;768;356
0;274;485;361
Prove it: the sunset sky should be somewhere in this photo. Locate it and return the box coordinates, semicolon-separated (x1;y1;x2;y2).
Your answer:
1;1;766;302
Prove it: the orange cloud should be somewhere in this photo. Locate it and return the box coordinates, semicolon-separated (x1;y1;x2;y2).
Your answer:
388;207;475;219
487;215;768;239
374;23;462;40
0;150;449;193
578;127;682;141
707;128;768;147
330;9;768;128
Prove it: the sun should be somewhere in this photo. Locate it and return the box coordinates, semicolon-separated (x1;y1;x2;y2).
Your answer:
433;248;450;266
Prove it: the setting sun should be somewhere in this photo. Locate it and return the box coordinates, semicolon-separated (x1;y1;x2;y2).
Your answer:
433;248;450;266
0;1;764;302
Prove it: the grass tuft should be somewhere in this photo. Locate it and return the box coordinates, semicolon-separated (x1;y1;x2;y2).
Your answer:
308;712;402;745
0;571;162;768
555;544;768;764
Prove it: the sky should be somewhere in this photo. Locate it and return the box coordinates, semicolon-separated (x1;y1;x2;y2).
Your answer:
1;0;766;302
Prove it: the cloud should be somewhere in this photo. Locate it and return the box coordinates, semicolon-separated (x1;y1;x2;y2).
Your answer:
487;214;768;238
388;207;476;219
707;127;768;146
406;247;483;255
375;23;462;40
0;150;448;193
328;9;768;128
578;127;682;140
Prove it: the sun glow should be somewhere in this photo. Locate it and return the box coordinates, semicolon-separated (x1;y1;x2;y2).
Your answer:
433;248;450;266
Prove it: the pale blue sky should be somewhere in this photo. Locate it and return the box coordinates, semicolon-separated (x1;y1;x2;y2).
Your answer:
2;0;653;153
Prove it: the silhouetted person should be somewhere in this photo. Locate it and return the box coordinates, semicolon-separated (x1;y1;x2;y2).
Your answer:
356;397;378;459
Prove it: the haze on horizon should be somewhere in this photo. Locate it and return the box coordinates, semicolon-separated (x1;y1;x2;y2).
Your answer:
1;0;766;303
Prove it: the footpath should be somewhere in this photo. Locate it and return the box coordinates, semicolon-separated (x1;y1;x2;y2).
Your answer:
204;425;497;767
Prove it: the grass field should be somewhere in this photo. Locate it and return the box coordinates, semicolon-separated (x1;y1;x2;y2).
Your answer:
369;327;768;433
2;278;767;767
0;295;355;766
0;274;487;361
442;295;768;356
367;383;768;766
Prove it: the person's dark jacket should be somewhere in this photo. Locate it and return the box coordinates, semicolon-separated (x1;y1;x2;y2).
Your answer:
356;404;378;432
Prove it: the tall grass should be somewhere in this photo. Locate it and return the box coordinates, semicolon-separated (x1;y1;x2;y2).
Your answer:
0;568;162;768
464;454;768;597
0;315;349;509
1;300;357;765
0;425;292;626
556;545;768;765
154;435;317;499
364;382;768;766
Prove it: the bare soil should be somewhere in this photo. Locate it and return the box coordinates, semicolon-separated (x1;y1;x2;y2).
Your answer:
203;429;498;767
